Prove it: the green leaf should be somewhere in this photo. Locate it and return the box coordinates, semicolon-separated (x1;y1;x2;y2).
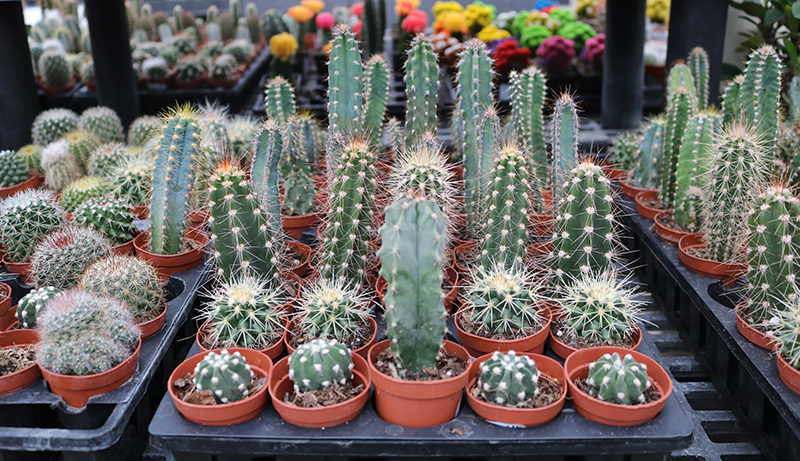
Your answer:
784;37;800;75
735;0;767;18
792;2;800;18
765;7;784;25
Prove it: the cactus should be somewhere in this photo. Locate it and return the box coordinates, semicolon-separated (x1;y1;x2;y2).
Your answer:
193;350;255;404
388;137;457;216
17;144;43;174
39;49;72;88
327;25;363;138
665;62;696;104
79;255;164;322
31;226;111;290
32;108;78;146
687;47;709;110
126;115;160;147
207;4;220;23
246;8;262;43
263;76;296;122
404;35;439;147
141;57;169;80
632;115;666;189
78;107;124;144
659;88;696;208
0;150;32;187
205;22;222;42
218;12;235;41
510;66;547;183
378;195;448;375
385;117;403;155
62;130;101;169
282;116;317;216
261;9;288;39
60;176;112;212
586;352;650;405
227;115;259;158
0;190;65;262
289;339;354;392
700;124;770;263
777;301;800;368
789;75;800;123
175;57;206;82
72;199;136;245
149;105;200;256
210;53;237;81
111;152;153;206
722;75;743;126
37;290;140;376
675;186;704;233
40;139;82;192
361;0;386;56
223;39;253;63
551;161;616;282
296;278;371;342
463;263;542;336
740;45;782;156
745;186;800;326
551;93;579;202
469;108;501;222
250;120;283;229
87;142;128;178
673;111;718;229
80;60;94;86
16;286;60;329
609;132;641;172
200;277;287;349
478;351;540;406
362;54;389;143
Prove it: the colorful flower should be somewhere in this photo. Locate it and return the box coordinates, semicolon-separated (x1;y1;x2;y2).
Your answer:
395;0;420;16
270;32;299;61
432;1;464;20
442;11;467;33
476;24;509;43
491;38;530;76
401;10;428;34
301;0;325;14
288;5;315;23
351;2;364;17
464;2;494;32
316;12;335;29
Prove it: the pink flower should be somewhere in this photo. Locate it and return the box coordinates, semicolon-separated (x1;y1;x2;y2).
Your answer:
353;20;363;37
351;2;364;17
401;10;427;34
316;12;335;29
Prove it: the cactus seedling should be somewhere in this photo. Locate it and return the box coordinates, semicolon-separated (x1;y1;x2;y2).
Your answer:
478;350;540;407
31;226;112;290
62;130;101;170
586;352;651;405
666;62;697;104
39;49;72;88
79;255;164;322
0;190;65;263
193;350;255;404
289;339;354;392
16;286;60;329
722;75;743;127
282;115;318;216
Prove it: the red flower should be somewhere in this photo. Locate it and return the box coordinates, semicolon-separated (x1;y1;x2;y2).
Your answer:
492;39;531;76
401;10;428;34
351;3;364;17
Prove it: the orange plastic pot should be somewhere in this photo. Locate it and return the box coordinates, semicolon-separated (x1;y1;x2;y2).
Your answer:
285;316;378;359
368;339;471;428
269;353;371;428
776;349;800;395
111;235;138;256
282;213;320;239
452;240;477;274
188;209;209;229
634;190;665;221
133;229;209;280
286;240;312;278
619;178;656;200
527;241;553;258
653;211;693;245
542;189;553;209
565;346;673;426
734;303;774;351
138;301;168;340
0;283;13;331
604;167;629;181
40;338;141;408
454;305;552;357
2;259;33;284
465;352;566;427
0;329;41;397
197;319;289;361
678;233;746;281
131;205;149;220
530;213;553;237
0;171;43;199
548;309;642;360
168;349;271;426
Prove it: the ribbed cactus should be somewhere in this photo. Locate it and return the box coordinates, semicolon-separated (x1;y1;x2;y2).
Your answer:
263;76;296;122
789;76;800;123
463;263;541;336
478;351;540;407
79;255;165;322
362;54;389;143
385;117;403;155
745;186;800;325
551;161;616;282
740;45;781;156
404;35;439;147
675;186;704;233
777;302;800;368
297;278;371;342
632;115;665;189
88;142;128;178
194;350;255;404
72;199;136;245
16;286;60;329
586;352;650;405
41;140;82;192
327;25;363;138
510;66;547;183
666;62;697;104
17;144;44;174
551;93;579;202
0;190;65;262
111;152;153;206
722;75;743;126
660;88;696;208
388;137;457;215
60;176;112;212
673;111;718;229
361;0;386;57
0;150;31;187
62;130;100;169
687;47;709;110
211;54;237;80
250;120;283;230
149;105;200;255
282;116;317;216
78;106;124;144
39;50;72;88
470;109;501;222
289;339;354;392
32;108;79;146
609;132;641;172
31;226;112;290
378;195;448;375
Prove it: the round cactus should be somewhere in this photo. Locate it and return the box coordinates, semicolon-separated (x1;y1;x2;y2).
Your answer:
32;108;79;146
175;57;205;82
478;350;540;407
16;286;60;329
297;279;371;342
17;144;44;174
210;53;237;81
193;350;255;404
0;189;65;262
586;352;651;405
464;263;542;336
223;39;253;63
0;150;32;187
226;115;259;157
79;60;94;85
60;175;113;212
388;138;458;216
288;338;354;393
110;152;154;206
141;56;169;80
72;198;136;245
78;106;124;144
41;139;82;192
87;142;128;177
62;130;101;168
31;226;112;289
39;49;72;88
79;255;164;322
128;115;162;147
535;35;576;74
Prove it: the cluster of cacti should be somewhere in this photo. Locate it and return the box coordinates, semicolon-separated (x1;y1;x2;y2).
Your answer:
362;54;390;144
586;352;651;405
478;350;540;407
60;175;112;212
0;150;32;187
659;87;696;208
510;66;547;184
78;106;125;144
609;132;641;172
210;53;238;81
37;290;140;376
404;35;439;147
378;195;448;375
31;226;112;289
16;286;60;329
463;263;542;336
32;108;78;146
0;190;65;262
79;255;164;322
110;152;154;206
551;94;579;202
289;339;354;393
672;111;718;229
388;137;457;216
193;350;255;404
297;279;370;342
282;115;317;216
264;76;296;122
128;115;162;146
687;47;709;110
62;130;101;169
175;57;206;81
87;142;128;177
327;26;363;138
631;115;666;189
72;199;136;245
18;144;44;174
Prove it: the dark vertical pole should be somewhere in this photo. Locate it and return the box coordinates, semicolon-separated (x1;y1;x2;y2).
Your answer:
602;0;647;129
0;2;40;149
666;0;729;106
84;0;140;127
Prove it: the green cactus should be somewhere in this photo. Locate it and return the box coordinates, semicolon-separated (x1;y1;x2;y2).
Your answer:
289;338;354;392
128;115;162;146
378;195;448;375
361;0;386;57
111;152;154;206
385;117;403;155
388;136;457;216
789;76;800;123
0;150;32;187
551;93;579;202
328;25;363;138
586;352;651;405
362;54;389;143
32;108;79;146
16;286;60;329
79;255;164;322
687;47;709;110
218;12;235;41
0;190;65;263
469;109;501;223
210;53;237;81
193;350;255;404
40;139;82;192
227;115;259;158
78;107;124;145
660;88;696;208
141;57;169;80
282;115;317;216
463;263;542;336
675;186;704;233
31;226;112;290
478;350;540;407
223;39;253;63
722;75;743;126
297;278;371;342
264;76;296;122
777;301;800;368
88;142;128;178
60;176;112;212
261;9;287;39
673;111;718;229
510;66;547;184
246;9;262;43
666;61;696;103
207;4;220;23
740;45;782;156
62;130;101;169
205;22;222;42
80;60;95;86
17;144;44;174
404;35;439;147
175;57;206;82
609;132;641;172
39;49;72;88
250;120;283;230
72;198;136;245
631;115;666;189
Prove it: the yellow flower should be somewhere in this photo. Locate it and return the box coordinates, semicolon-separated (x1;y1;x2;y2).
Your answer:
575;0;599;18
301;0;325;14
464;3;493;32
270;32;299;61
432;1;463;20
442;11;467;33
288;5;314;23
394;0;417;16
323;41;332;56
476;25;509;43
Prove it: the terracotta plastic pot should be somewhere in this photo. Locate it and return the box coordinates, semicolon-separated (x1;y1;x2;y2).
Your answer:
286;240;312;278
734;303;774;351
282;213;320;239
548;310;642;360
187;209;209;230
454;305;552;357
776;350;800;395
111;234;139;256
653;211;693;245
40;338;141;408
0;171;43;199
542;189;553;209
678;233;746;281
618;178;656;200
2;259;33;284
604;167;629;181
285;316;377;359
465;352;566;427
368;339;471;428
565;346;673;426
133;229;209;280
452;240;477;274
269;353;371;428
530;213;554;237
131;205;149;220
0;329;41;397
634;190;665;221
527;241;553;258
197;319;289;361
40;78;76;96
138;301;168;340
0;283;13;331
168;350;271;426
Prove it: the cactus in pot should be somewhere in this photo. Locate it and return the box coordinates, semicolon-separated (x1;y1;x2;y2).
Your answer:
687;47;709;110
210;54;237;81
289;339;354;392
722;75;743;126
250;120;283;230
39;49;72;88
0;150;32;187
672;111;718;229
60;175;112;212
388;136;458;217
404;35;439;147
666;62;696;105
631;115;666;189
79;106;125;144
193;350;255;404
478;351;540;407
264;76;296;123
776;301;800;368
32;108;79;146
79;255;165;322
609;132;641;172
16;286;60;329
111;152;153;206
128;115;162;147
327;25;363;138
551;93;579;202
362;54;389;144
282;115;317;217
0;190;65;263
17;144;44;174
740;45;781;155
31;226;112;290
87;142;128;178
62;130;101;170
295;278;371;345
675;186;704;233
660;87;696;208
586;352;651;405
41;140;82;192
72;198;136;245
510;66;547;185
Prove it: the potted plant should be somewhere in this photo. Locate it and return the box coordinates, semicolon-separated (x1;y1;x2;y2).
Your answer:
31;226;113;290
174;56;206;89
270;338;371;428
280;114;322;239
368;195;471;428
618;116;664;199
0;329;40;396
565;347;673;426
0;282;12;331
605;131;640;180
14;286;60;330
72;199;139;255
0;150;41;199
465;350;566;427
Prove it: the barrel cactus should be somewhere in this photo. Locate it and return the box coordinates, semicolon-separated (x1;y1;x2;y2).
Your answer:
0;150;32;187
297;278;371;343
72;198;136;245
16;286;60;329
87;142;128;178
586;352;650;405
0;190;65;262
31;226;112;290
289;338;354;392
478;350;540;407
39;49;72;88
776;301;800;369
18;144;44;174
32;108;79;146
111;152;154;206
79;255;163;322
78;106;124;144
193;350;255;404
60;176;112;212
463;263;543;336
128;115;162;147
388;137;458;216
62;130;101;169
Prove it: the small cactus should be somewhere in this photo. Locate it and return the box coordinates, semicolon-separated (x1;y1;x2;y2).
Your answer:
281;115;318;216
16;286;60;329
551;93;580;202
586;352;651;405
62;130;101;170
60;176;112;212
0;150;32;187
227;115;259;158
327;25;363;138
111;152;154;206
609;132;641;172
32;108;79;146
175;57;206;82
632;115;666;189
665;62;697;104
362;54;389;144
79;255;164;322
462;263;542;336
264;76;296;123
660;87;696;208
296;278;371;343
87;142;128;178
39;49;72;88
0;190;65;263
675;186;704;233
673;111;718;229
388;136;458;216
289;338;354;392
193;350;255;404
510;66;547;183
404;35;439;147
740;45;782;156
722;75;743;126
776;301;800;369
78;106;124;144
17;144;44;174
478;350;540;407
72;198;136;245
687;47;709;110
31;226;112;290
128;115;162;147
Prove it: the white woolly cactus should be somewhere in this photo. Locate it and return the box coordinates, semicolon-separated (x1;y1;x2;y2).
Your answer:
478;350;540;407
41;139;82;192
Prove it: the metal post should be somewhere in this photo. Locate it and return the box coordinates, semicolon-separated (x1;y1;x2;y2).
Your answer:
602;0;647;129
0;1;40;149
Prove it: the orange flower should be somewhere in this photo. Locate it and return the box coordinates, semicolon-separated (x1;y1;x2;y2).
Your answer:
301;0;325;14
288;5;314;23
394;0;417;16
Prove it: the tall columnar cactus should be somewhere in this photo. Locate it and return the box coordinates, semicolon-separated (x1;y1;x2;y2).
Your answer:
60;176;113;212
464;263;541;336
700;124;770;263
149;105;200;255
327;25;363;138
789;75;800;123
687;47;709;110
111;152;154;206
385;117;403;155
16;286;60;329
378;195;448;375
250;120;283;230
673;111;718;229
79;255;165;322
404;35;439;147
289;339;354;392
478;351;540;407
0;150;31;187
361;0;386;57
78;106;125;144
388;137;457;215
31;226;112;290
660;87;696;208
722;75;743;126
745;186;800;325
551;161;616;282
466;108;501;228
740;45;782;156
362;54;389;143
551;93;579;202
282;116;317;216
632;116;666;189
587;352;650;405
32;108;79;146
263;76;296;122
40;140;82;192
665;62;697;104
72;199;136;245
0;190;65;262
194;350;255;404
510;66;547;183
297;278;371;343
